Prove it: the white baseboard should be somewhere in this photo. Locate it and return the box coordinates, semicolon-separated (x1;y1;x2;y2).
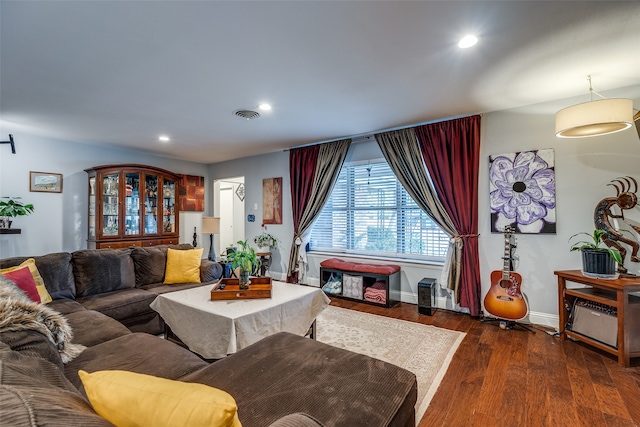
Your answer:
270;271;288;282
304;276;559;329
526;311;559;330
400;290;418;305
301;276;321;287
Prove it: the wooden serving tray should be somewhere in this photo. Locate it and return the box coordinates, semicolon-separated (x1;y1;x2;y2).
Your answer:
210;277;272;300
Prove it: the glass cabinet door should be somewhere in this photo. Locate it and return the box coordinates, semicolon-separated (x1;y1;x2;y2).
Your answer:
163;179;176;233
102;173;119;236
144;174;158;234
124;172;140;235
88;176;96;239
87;165;180;247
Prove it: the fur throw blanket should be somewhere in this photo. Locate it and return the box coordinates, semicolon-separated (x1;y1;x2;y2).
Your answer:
0;274;85;363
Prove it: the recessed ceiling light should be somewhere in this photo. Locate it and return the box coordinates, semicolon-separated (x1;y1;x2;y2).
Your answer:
458;34;478;49
234;110;260;120
158;135;170;142
258;103;272;111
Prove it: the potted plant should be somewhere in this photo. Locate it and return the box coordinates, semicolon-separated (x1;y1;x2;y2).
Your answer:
569;229;623;278
254;231;278;252
226;240;259;289
0;197;35;229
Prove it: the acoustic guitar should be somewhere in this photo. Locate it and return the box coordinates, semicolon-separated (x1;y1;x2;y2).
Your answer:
483;226;529;321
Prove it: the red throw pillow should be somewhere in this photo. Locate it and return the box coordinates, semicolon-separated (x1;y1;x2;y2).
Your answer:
3;266;42;303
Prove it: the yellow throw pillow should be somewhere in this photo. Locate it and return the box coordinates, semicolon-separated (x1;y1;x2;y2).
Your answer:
0;258;52;304
79;370;241;427
163;248;203;284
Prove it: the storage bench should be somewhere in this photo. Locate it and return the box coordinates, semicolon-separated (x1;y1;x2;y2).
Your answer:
319;258;401;308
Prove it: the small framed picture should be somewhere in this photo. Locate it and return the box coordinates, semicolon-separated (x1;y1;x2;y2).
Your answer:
30;171;63;193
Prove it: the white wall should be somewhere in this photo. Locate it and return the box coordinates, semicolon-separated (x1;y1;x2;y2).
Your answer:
209;151;292;275
0;130;209;258
479;86;640;327
3;85;640;328
208;85;640;328
208;144;450;303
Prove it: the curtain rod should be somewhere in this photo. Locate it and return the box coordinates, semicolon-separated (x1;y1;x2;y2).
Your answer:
283;112;480;152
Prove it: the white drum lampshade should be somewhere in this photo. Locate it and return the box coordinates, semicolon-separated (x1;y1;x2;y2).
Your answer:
555;98;633;138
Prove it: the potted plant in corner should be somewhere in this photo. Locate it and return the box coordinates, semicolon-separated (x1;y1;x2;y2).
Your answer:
0;197;35;229
226;240;260;289
569;229;623;278
253;231;278;253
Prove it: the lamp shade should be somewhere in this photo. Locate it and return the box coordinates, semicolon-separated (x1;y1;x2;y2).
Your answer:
555;98;633;138
202;217;220;234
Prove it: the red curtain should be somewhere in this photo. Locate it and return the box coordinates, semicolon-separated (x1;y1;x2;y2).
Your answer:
415;115;482;316
287;145;320;282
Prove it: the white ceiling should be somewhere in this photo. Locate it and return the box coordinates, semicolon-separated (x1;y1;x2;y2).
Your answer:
1;1;639;164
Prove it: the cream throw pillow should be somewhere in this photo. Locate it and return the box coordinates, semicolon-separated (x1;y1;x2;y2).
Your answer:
79;370;242;427
163;248;203;284
0;258;52;304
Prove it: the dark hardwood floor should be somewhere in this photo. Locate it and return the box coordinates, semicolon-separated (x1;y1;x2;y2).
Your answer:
328;298;640;427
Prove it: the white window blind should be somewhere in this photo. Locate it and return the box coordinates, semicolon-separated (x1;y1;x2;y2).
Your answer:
309;160;450;260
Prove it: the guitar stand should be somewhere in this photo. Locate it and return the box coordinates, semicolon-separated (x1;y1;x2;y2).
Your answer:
480;316;536;334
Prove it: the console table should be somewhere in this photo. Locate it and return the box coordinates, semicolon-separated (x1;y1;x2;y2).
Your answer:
555;269;640;366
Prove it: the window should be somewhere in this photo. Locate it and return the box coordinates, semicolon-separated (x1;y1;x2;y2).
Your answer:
309;160;450;261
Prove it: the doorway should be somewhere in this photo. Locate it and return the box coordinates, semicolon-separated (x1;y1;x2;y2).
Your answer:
213;177;245;256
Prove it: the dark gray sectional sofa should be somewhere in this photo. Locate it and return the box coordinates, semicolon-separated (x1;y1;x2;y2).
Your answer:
0;244;222;334
0;245;418;426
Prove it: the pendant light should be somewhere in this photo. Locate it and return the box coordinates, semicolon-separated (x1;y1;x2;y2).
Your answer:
555;76;633;138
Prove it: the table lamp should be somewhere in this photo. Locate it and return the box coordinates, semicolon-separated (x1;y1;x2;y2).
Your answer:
202;217;220;261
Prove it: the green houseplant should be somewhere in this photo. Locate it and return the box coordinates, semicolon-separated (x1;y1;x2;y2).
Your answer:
253;231;278;250
569;229;623;278
226;240;260;289
0;197;35;229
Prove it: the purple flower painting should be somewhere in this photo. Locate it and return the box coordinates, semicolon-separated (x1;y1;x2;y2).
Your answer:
489;149;556;234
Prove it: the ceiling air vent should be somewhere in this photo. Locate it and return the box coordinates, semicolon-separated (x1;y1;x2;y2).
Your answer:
234;110;260;120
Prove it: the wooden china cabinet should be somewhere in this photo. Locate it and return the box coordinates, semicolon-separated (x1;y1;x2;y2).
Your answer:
86;164;180;249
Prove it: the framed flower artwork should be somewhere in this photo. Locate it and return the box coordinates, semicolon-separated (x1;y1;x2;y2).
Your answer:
489;148;556;234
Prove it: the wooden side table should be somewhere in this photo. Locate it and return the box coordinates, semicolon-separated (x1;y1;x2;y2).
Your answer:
555;269;640;366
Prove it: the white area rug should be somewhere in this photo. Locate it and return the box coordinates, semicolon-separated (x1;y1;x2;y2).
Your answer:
315;306;465;424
